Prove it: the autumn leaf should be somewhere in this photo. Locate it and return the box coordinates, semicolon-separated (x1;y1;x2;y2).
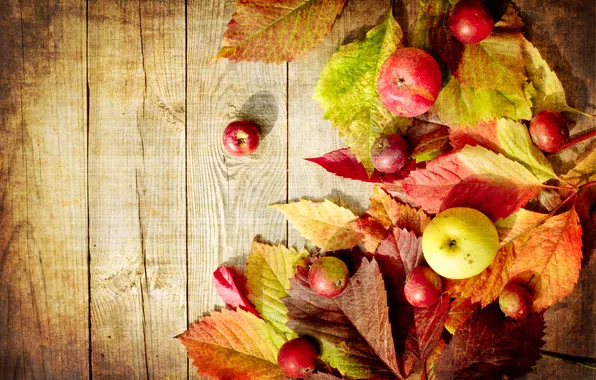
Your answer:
306;373;343;380
508;208;583;312
314;12;411;174
213;266;260;317
425;338;446;380
444;298;479;334
178;309;286;379
368;186;431;236
404;294;450;378
283;266;397;379
246;240;308;335
306;148;415;183
411;126;450;163
213;0;347;64
450;118;557;183
353;215;390;253
494;208;549;246
561;142;596;187
401;145;542;221
445;245;515;308
271;199;363;251
436;305;546;380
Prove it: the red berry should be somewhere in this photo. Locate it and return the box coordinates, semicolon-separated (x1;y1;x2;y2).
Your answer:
377;48;442;117
450;0;494;45
529;111;569;153
308;257;350;298
277;338;318;378
404;266;443;308
499;283;531;320
222;120;260;156
371;134;409;174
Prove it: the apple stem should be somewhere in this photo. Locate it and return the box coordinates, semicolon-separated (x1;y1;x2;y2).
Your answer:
540;350;596;370
548;129;596;155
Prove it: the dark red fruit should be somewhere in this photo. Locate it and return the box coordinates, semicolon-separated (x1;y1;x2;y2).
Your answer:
404;266;443;308
277;338;318;378
450;0;494;45
222;120;260;156
308;256;350;298
499;283;531;320
529;111;569;153
377;47;442;117
371;134;410;174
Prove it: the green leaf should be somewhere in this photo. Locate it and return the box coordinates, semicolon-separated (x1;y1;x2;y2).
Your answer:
247;240;308;337
314;12;411;174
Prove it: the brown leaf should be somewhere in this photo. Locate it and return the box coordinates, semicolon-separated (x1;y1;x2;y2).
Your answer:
368;186;431;236
214;0;347;63
444;298;479;334
561;141;596;187
352;215;390;253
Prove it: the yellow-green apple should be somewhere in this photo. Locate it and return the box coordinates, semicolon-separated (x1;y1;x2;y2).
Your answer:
421;207;499;279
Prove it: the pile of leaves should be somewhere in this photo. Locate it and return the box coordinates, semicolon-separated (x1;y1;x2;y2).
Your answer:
180;0;596;378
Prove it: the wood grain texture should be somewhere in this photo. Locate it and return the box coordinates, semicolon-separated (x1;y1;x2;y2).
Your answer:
0;0;89;378
186;0;287;377
88;0;186;378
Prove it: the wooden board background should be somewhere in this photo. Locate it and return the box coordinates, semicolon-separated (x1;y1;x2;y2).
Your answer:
0;0;594;378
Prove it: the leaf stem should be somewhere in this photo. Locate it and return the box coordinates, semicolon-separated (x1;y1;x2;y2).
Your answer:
580;180;596;189
549;129;596;155
540;350;596;370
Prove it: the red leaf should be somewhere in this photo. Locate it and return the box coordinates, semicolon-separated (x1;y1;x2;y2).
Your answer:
449;120;500;152
213;267;260;317
306;148;415;183
444;298;479;334
393;228;424;275
436;305;546;379
401;146;542;221
404;294;450;378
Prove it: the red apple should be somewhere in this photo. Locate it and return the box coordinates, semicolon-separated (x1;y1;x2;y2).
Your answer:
308;256;350;298
404;266;443;308
371;134;409;174
529;111;569;153
377;48;442;117
450;0;494;45
499;283;531;320
277;337;318;378
222;120;260;156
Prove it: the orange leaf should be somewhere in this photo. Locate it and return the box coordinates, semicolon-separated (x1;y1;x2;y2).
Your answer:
444;298;479;334
178;309;285;379
508;208;583;312
368;186;431;236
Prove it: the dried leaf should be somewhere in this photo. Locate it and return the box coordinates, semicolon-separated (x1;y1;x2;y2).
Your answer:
411;126;451;163
368;186;431;235
561;142;596;187
444;298;479;335
314;12;411;174
247;241;308;335
178;309;285;379
353;215;390;253
402;145;542;221
214;0;347;63
271;199;363;251
213;266;260;317
436;305;546;380
393;228;423;275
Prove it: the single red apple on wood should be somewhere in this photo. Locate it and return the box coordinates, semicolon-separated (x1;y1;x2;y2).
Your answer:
277;337;318;378
222;120;260;156
529;111;569;153
450;0;494;45
404;266;443;308
377;48;442;117
371;134;409;174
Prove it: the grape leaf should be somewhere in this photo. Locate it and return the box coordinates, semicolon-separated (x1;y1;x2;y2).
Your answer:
508;208;583;312
411;126;450;163
561;142;596;187
402;145;542;220
283;264;398;379
404;294;449;378
368;186;431;236
314;12;411;174
494;208;549;246
444;298;479;335
306;148;415;183
246;240;308;335
393;228;423;275
436;305;546;380
178;309;285;379
353;215;390;253
450;118;557;183
213;266;260;317
271;199;363;251
444;245;515;307
213;0;347;64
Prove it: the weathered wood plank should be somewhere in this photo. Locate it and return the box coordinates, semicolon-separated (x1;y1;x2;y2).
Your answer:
0;0;89;378
287;0;391;247
186;0;287;376
88;0;187;378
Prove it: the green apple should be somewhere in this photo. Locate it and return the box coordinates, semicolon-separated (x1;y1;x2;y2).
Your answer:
421;207;499;279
